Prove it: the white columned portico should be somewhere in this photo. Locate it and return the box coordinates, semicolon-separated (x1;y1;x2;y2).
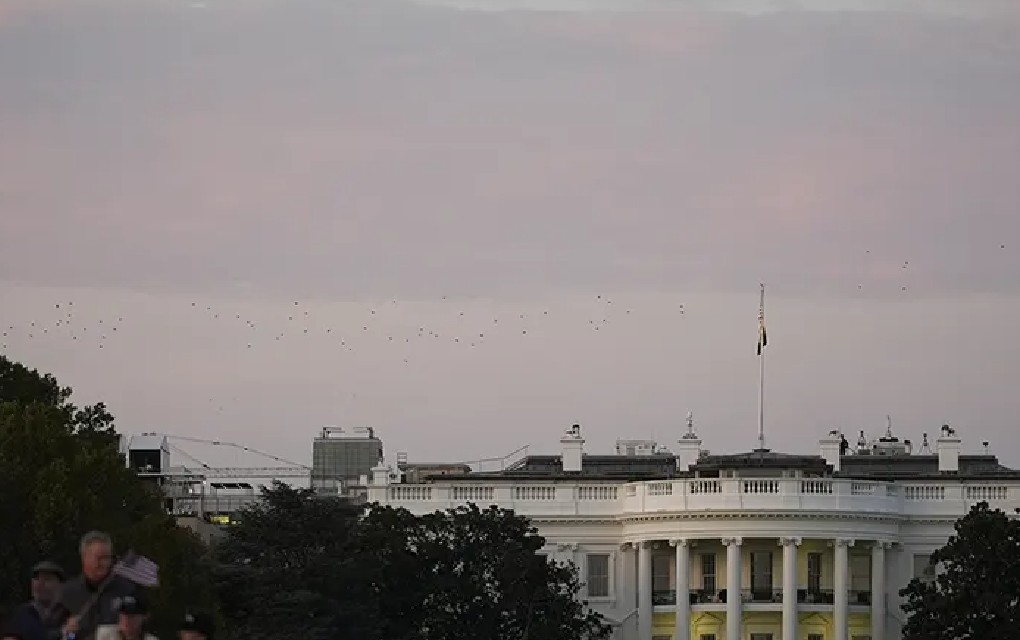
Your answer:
872;542;890;640
671;539;691;640
638;541;653;640
833;538;854;640
780;537;801;640
722;537;743;640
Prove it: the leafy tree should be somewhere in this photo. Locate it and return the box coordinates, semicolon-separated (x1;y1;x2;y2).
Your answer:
0;356;119;442
0;355;215;638
900;501;1020;640
353;503;611;640
215;488;611;640
213;483;364;640
0;357;72;410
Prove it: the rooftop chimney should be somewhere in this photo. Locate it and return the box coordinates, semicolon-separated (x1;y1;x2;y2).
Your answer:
937;424;961;473
820;430;842;472
561;424;584;473
676;411;702;471
371;463;391;486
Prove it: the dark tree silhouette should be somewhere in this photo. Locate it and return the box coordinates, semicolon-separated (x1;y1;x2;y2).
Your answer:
900;501;1020;640
0;355;215;639
215;488;611;640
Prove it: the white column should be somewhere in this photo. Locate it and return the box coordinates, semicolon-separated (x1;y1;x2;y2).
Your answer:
780;537;801;640
638;541;653;640
871;542;889;640
833;538;854;640
723;537;743;640
672;539;691;640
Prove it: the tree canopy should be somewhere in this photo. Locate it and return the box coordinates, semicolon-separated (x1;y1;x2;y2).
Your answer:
214;483;364;640
0;354;215;639
3;353;611;640
900;501;1020;640
215;485;612;640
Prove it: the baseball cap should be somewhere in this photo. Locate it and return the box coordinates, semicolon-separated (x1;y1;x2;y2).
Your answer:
118;595;149;616
181;611;215;638
31;561;65;581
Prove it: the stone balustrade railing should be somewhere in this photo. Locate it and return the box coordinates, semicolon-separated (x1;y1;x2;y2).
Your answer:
368;477;1019;518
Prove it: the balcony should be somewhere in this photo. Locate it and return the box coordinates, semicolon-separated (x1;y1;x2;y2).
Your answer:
798;588;833;604
651;588;873;609
370;477;1018;519
741;588;783;603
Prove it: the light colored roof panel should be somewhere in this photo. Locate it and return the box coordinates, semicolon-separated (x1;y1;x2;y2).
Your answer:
125;434;169;450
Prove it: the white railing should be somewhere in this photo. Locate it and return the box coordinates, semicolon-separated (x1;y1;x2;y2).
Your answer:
964;485;1009;501
578;486;618;500
370;477;1018;519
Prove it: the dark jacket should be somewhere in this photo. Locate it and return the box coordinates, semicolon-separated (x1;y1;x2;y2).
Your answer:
55;575;137;640
5;602;61;640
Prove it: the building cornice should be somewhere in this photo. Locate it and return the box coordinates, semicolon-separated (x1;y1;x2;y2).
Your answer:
617;511;903;525
529;511;971;523
526;510;956;526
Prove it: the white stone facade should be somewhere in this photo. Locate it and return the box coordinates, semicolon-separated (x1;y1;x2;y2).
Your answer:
367;427;1019;640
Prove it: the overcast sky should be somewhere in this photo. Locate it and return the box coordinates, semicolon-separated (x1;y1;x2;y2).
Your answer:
1;0;1019;470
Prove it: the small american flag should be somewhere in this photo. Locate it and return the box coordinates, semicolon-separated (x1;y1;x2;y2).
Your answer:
113;552;159;587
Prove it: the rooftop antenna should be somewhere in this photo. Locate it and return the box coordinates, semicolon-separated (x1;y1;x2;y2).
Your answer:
682;411;697;439
885;415;893;439
919;432;932;455
756;282;768;451
982;441;990;455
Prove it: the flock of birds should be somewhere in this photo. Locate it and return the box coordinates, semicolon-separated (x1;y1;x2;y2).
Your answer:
1;244;1011;358
0;293;655;361
2;301;128;352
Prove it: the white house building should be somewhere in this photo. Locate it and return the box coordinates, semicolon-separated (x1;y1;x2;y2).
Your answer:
366;420;1020;640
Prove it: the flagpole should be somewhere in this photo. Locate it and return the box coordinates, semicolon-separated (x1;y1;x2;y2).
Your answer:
757;283;766;451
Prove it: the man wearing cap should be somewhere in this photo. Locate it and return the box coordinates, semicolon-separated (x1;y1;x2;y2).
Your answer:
95;596;157;640
178;612;213;640
3;561;65;640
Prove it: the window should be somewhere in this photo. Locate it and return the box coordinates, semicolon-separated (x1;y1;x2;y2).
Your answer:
751;551;773;596
652;553;671;595
750;634;773;640
852;636;872;640
808;635;824;640
913;554;935;584
699;635;717;640
701;553;717;592
807;552;822;592
586;554;610;597
850;554;871;592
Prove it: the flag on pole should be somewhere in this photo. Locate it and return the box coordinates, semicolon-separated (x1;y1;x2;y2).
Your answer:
757;290;767;355
113;552;159;587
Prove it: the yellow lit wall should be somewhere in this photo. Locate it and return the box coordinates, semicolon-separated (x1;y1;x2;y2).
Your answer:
650;611;873;640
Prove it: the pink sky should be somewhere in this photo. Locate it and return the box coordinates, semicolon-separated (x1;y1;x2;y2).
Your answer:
1;0;1019;469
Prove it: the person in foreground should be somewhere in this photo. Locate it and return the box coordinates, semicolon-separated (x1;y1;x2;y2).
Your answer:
95;597;157;640
56;531;137;640
5;560;65;640
177;612;213;640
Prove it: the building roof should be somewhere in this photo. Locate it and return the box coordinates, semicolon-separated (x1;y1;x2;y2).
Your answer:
442;454;680;481
692;450;830;473
838;454;1019;479
124;434;169;451
428;447;1020;483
